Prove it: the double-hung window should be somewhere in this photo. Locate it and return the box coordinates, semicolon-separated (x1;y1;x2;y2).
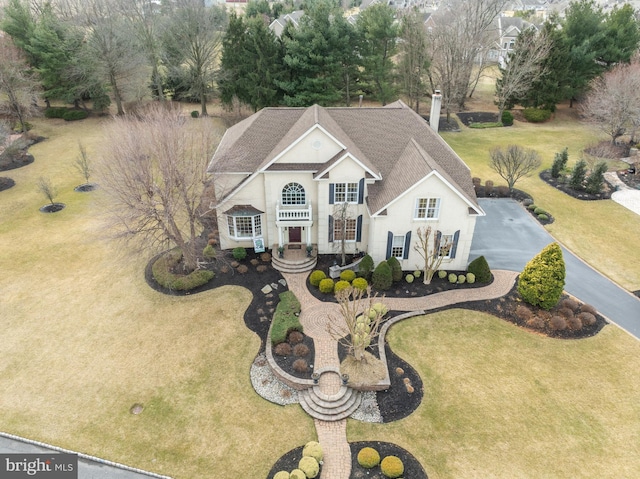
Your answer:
334;218;357;242
391;235;405;258
439;234;454;258
334;182;359;203
414;197;440;219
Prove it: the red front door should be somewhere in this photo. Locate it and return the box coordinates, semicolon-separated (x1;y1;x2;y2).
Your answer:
289;227;302;243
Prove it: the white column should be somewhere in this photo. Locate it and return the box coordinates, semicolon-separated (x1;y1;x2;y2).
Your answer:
278;227;284;248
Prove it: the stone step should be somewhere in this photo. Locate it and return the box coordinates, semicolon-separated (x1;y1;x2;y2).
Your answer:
306;385;353;409
271;256;317;274
299;387;362;421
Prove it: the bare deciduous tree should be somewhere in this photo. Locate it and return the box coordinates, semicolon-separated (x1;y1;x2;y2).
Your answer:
37;176;57;205
327;286;387;363
0;36;40;132
332;202;355;266
97;104;223;272
428;0;505;118
580;60;640;144
495;28;551;118
73;141;91;184
489;145;541;191
398;8;430;113
413;225;451;284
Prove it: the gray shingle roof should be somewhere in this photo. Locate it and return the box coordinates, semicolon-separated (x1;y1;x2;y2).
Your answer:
208;101;481;214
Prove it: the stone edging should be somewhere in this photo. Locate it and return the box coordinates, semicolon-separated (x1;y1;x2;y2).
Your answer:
0;431;172;479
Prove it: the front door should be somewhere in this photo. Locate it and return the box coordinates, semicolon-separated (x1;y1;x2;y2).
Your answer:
289;227;302;243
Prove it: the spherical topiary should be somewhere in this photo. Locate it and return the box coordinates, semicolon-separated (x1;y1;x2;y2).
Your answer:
580;303;597;315
549;315;567;331
567;316;583;331
533;207;547;215
352;277;368;291
413;269;421;277
386;256;403;282
334;280;351;293
561;298;579;311
468;255;491;283
232;247;247;260
518;243;565;310
405;273;414;283
319;278;335;294
309;270;326;287
466;272;476;283
372;261;392;290
340;269;356;283
357;447;380;468
298;456;320;478
302;441;323;462
380;455;404;478
273;471;290;479
448;273;457;283
438;270;448;279
289;469;306;479
537;213;549;221
578;311;596;326
457;274;466;284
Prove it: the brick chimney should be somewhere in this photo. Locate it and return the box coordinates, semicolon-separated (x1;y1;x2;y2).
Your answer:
429;90;442;133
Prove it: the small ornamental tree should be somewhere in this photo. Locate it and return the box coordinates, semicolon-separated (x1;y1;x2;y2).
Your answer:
518;242;566;310
585;161;608;194
551;148;569;178
413;225;450;284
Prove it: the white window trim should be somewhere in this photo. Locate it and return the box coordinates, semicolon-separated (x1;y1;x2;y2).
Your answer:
227;214;262;240
439;234;453;259
334;182;359;204
391;235;405;259
281;182;306;205
414;197;441;220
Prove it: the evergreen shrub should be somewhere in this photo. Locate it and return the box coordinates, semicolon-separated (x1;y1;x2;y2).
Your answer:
372;261;392;290
352;277;368;291
405;274;414;283
340;269;356;282
298;457;319;478
358;254;374;279
303;441;323;462
319;278;335;294
232;247;247;260
357;447;380;468
518;243;565;310
380;456;404;478
334;280;351;293
523;108;551;123
386;256;403;282
309;270;326;287
501;110;514;126
468;255;491;283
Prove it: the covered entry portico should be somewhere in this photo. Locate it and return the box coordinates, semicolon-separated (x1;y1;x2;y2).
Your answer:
276;201;313;247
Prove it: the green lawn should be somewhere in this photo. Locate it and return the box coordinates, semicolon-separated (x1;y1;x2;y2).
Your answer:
442;109;640;291
348;310;640;478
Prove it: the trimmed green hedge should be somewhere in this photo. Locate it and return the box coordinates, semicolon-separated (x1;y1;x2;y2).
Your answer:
152;249;214;291
523;108;551;123
44;107;68;119
270;291;302;345
62;110;88;121
469;121;504;129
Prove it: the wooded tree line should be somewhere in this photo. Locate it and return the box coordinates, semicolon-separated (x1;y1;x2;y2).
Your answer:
1;0;639;120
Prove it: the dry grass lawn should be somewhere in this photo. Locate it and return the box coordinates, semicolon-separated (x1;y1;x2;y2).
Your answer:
0;117;314;479
348;310;640;478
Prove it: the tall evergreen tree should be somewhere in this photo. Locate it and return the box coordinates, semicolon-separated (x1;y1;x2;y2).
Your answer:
357;3;398;105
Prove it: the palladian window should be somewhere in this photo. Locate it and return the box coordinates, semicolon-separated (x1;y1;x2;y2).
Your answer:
281;183;306;205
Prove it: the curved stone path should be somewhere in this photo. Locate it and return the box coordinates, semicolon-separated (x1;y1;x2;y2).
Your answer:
278;270;518;479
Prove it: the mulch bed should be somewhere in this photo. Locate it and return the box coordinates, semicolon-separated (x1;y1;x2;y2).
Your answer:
39;202;65;213
74;183;98;192
0;152;34;172
421;114;461;132
0;177;15;192
539;170;612;200
271;333;316;381
456;111;499;127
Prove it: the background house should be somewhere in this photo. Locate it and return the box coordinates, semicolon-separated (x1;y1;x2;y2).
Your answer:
207;101;484;272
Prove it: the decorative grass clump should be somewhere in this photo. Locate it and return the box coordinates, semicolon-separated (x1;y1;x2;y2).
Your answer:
518;243;566;310
319;278;335;294
152;249;214;291
468;255;491;283
380;456;404;478
270;291;302;345
357;447;381;468
309;270;326;287
293;343;309;357
340;269;356;282
352;277;368;291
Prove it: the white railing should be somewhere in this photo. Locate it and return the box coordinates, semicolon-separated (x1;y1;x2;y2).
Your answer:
276;202;312;221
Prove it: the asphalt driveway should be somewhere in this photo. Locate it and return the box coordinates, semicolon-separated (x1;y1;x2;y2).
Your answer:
470;198;640;339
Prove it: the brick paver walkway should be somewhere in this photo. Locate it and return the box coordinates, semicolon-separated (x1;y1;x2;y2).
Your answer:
280;270;518;479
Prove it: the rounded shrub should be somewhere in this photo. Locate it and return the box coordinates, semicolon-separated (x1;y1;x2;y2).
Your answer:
466;272;476;283
468;255;491;283
526;316;545;329
232;247;247;260
352;277;368;291
380;456;404;478
578;311;597;326
386;256;403;282
62;110;89;121
357;447;380;468
190;110;199;118
303;441;323;462
457;274;466;284
334;280;351;293
522;198;534;207
298;456;319;478
237;264;249;274
561;298;579;311
319;278;335;294
309;270;326;287
340;269;356;283
501;110;514;126
550;315;567;331
358;254;375;280
293;343;310;357
289;470;306;479
448;273;457;283
518;243;565;310
288;331;304;344
516;304;533;321
372;261;392;291
292;359;308;373
44;107;68;119
273;471;290;479
523;108;551;123
537;214;549;221
527;204;538;211
567;316;583;331
203;244;216;260
580;303;597;315
413;269;421;277
274;343;292;356
533;207;547;215
405;274;414;283
438;270;448;279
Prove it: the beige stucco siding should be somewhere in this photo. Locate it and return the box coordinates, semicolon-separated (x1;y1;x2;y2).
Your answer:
277;128;343;164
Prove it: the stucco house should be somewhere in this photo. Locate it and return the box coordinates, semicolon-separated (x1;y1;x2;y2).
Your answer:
206;100;484;272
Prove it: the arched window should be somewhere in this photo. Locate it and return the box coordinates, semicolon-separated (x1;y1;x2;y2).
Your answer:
281;182;306;205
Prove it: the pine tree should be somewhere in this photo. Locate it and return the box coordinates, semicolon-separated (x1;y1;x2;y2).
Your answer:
585;162;608;194
570;159;588;190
